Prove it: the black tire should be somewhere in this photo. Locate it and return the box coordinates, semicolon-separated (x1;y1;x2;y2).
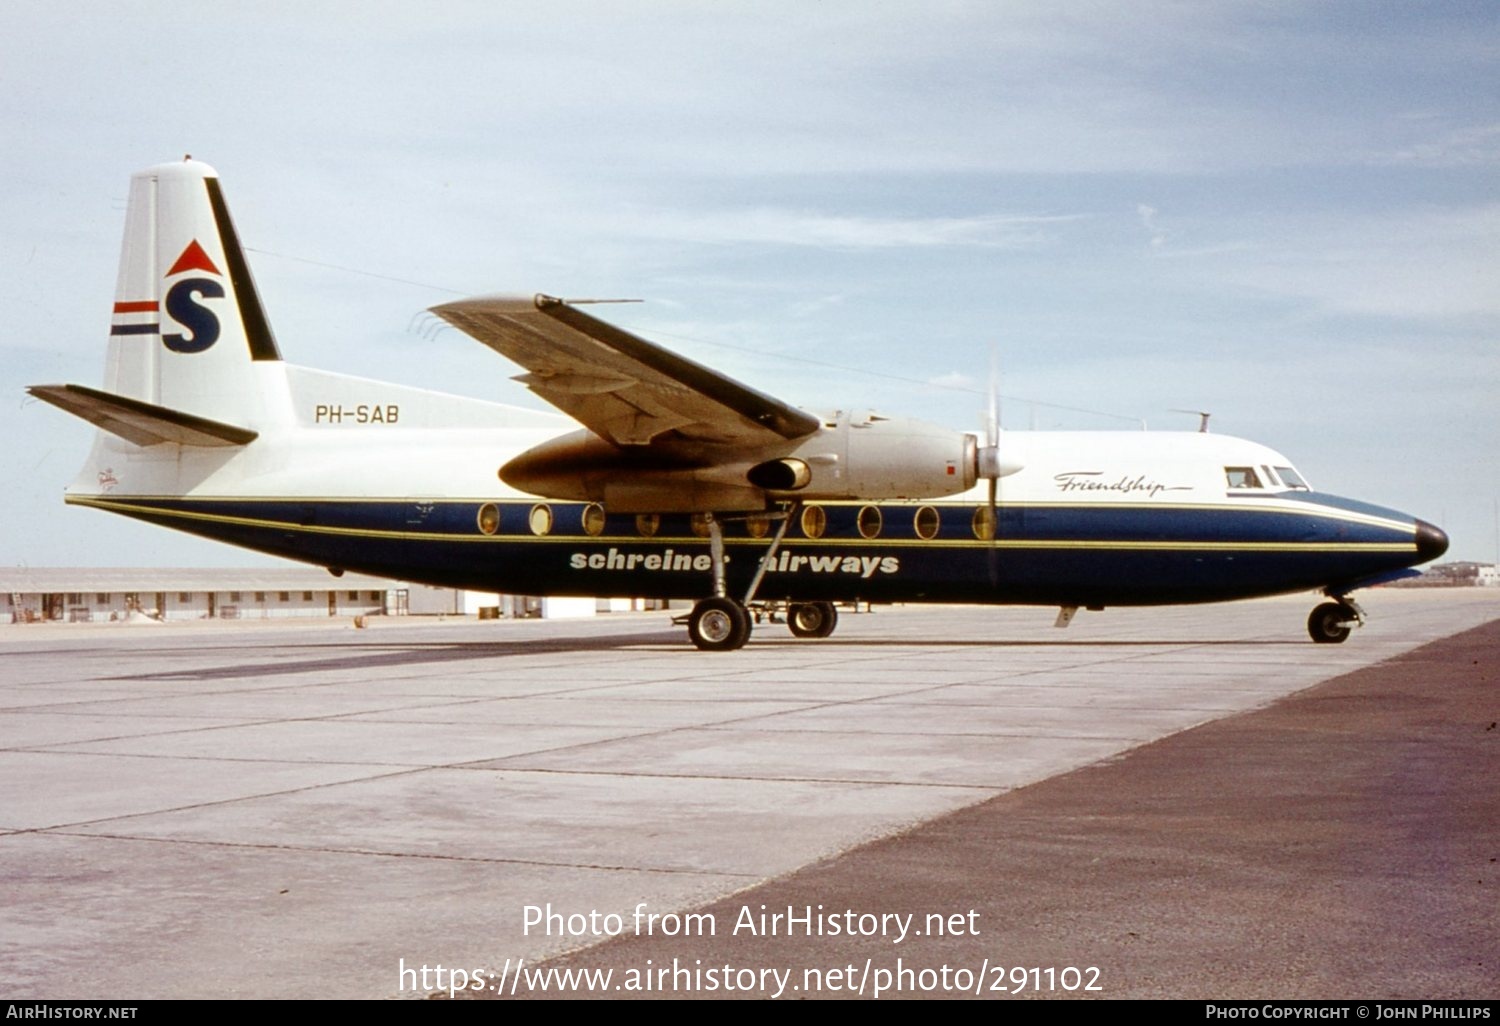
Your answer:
688;597;751;651
787;601;838;639
1307;601;1353;644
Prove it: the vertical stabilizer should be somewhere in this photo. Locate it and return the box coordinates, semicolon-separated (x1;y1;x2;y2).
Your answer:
103;158;281;427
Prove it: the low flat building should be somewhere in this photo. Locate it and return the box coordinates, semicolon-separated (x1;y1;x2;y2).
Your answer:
2;568;397;624
2;569;666;625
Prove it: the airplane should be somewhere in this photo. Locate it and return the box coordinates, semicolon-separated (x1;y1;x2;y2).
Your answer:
28;158;1449;650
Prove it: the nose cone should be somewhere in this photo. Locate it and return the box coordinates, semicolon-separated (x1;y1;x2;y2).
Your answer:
1414;519;1449;563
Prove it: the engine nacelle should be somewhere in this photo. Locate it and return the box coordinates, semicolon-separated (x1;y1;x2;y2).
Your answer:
499;412;1010;513
764;411;979;501
499;430;765;512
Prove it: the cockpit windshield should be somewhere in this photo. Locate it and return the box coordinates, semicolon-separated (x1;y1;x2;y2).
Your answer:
1227;464;1311;492
1275;466;1310;491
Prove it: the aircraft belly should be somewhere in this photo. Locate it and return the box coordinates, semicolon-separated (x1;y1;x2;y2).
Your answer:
72;496;1425;608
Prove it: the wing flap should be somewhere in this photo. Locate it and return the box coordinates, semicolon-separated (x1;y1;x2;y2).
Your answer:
431;294;820;448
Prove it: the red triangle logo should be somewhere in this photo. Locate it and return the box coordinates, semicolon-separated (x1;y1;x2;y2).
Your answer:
166;239;221;277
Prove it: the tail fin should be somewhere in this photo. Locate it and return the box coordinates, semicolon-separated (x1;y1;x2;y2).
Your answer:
99;157;280;429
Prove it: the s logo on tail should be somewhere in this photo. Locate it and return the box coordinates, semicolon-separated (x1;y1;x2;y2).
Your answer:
162;240;223;354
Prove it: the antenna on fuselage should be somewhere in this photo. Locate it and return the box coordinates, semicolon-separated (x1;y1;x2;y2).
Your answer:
1171;409;1211;433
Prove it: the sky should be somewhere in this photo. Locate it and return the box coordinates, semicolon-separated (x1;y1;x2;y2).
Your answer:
2;0;1497;567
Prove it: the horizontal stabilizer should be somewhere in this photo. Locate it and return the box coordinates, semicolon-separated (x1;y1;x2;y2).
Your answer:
27;383;258;448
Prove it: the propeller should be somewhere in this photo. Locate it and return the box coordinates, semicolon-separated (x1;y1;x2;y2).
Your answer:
974;350;1002;543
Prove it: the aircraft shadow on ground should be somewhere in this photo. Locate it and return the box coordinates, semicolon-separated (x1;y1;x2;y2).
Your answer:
103;630;686;681
97;630;1306;682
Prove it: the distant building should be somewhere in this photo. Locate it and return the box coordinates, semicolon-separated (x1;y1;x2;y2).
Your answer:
2;568;397;624
1391;562;1500;588
2;568;667;625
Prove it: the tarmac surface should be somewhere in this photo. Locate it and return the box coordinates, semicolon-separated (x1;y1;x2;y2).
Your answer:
1;589;1496;1000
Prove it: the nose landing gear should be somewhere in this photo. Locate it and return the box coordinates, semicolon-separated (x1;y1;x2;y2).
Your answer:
1307;595;1364;644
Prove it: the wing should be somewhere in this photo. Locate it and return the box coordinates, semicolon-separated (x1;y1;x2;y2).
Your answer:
430;294;820;448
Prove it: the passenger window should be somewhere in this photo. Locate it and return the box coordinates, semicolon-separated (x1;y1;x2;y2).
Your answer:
636;514;660;538
1225;467;1262;489
857;505;883;539
972;505;996;541
914;506;940;540
801;505;827;539
581;503;606;537
476;502;500;536
528;504;553;536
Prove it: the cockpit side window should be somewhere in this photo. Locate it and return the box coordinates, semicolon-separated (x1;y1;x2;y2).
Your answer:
1274;466;1310;490
1225;466;1262;489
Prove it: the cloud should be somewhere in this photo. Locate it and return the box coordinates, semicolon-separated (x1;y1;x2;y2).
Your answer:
1212;203;1500;321
1387;122;1500;168
606;207;1080;250
1136;203;1167;248
925;371;978;392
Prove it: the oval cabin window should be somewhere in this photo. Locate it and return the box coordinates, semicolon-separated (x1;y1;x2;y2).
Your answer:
582;503;606;537
476;502;500;536
972;505;996;541
914;505;940;540
528;504;553;536
800;505;827;539
857;505;883;539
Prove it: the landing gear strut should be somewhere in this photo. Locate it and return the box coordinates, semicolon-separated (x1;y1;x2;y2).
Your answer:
681;507;797;652
1307;596;1363;644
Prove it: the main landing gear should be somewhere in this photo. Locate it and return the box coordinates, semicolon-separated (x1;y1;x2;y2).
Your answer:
787;601;838;639
678;507;841;651
1307;595;1365;644
687;596;752;651
687;597;841;650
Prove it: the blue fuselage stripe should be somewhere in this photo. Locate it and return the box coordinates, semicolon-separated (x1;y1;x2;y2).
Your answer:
72;495;1422;607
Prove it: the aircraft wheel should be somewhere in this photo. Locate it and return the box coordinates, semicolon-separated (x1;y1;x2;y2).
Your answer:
787;601;838;639
688;597;751;651
1307;602;1354;644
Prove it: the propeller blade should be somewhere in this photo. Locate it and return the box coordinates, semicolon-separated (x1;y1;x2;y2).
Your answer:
987;349;1000;545
987;349;999;449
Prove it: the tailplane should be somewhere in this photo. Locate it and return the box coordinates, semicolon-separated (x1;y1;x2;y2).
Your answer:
25;383;257;448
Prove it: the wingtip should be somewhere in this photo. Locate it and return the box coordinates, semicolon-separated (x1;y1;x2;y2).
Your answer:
427;293;543;317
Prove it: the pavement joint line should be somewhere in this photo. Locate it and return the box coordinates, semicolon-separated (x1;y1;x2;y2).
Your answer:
688;725;1147;741
24;830;763;877
11;746;404;766
0;693;526;718
447;764;1009;790
2;762;434;834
